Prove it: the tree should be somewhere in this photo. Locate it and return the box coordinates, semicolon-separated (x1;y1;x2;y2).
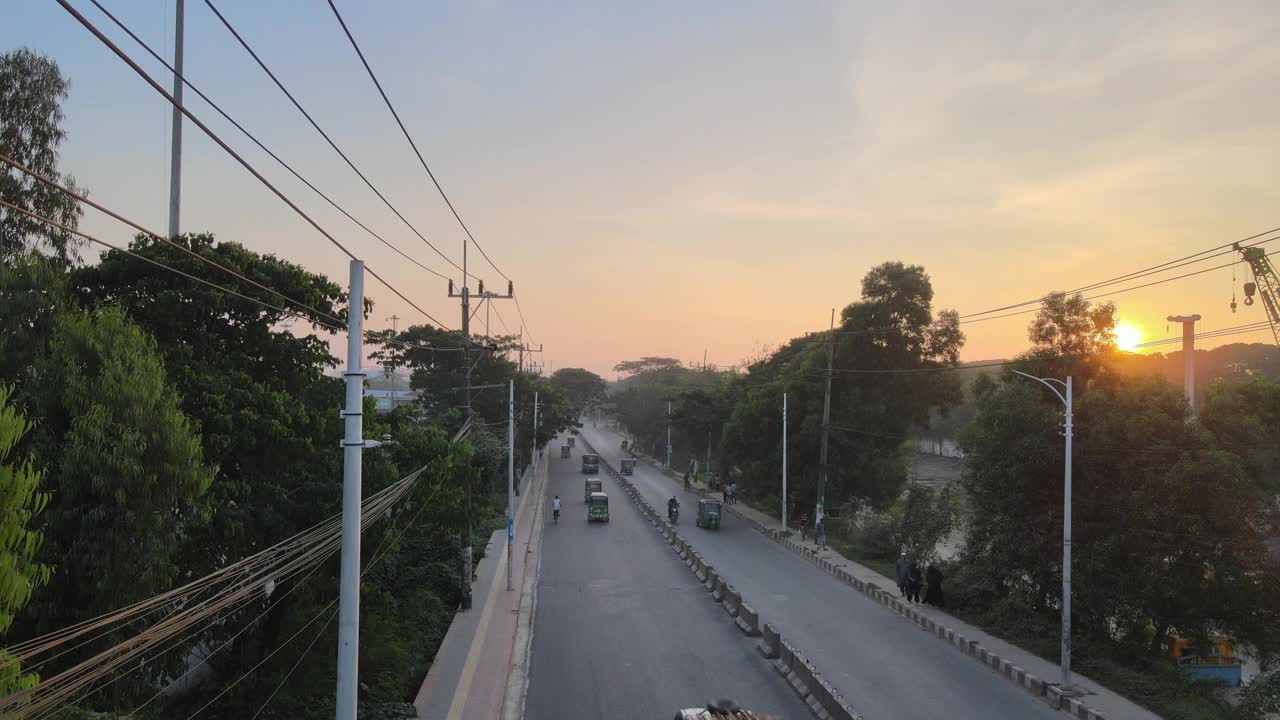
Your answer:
1021;291;1117;384
0;384;51;695
613;356;683;377
0;48;86;264
0;250;71;386
21;306;212;641
549;367;607;414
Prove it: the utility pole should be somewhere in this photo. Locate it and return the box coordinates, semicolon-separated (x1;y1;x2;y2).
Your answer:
782;392;788;532
1012;370;1074;693
386;314;399;410
507;379;514;591
1167;314;1201;415
815;309;835;524
446;274;514;610
666;400;672;468
528;392;538;496
167;0;185;238
336;260;365;720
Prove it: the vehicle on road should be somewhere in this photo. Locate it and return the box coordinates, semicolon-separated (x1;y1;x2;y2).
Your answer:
1169;635;1244;686
581;453;599;474
584;477;602;502
620;439;628;453
668;499;680;524
587;492;610;522
560;444;570;458
696;498;721;529
620;458;635;475
567;436;576;448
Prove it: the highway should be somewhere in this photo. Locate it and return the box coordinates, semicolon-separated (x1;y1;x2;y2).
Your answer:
578;424;1061;720
524;435;810;720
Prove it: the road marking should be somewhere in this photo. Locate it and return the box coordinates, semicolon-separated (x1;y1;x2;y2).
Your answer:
446;538;509;720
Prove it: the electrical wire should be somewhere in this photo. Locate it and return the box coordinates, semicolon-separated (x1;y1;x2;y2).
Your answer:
55;0;453;330
512;294;536;345
325;0;509;284
82;0;455;283
959;228;1280;319
198;0;466;281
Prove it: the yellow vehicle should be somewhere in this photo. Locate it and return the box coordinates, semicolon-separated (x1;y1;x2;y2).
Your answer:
1168;636;1243;686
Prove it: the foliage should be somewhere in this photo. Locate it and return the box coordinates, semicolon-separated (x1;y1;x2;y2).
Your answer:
0;48;85;263
613;356;683;377
1018;291;1118;385
0;251;72;386
1240;669;1280;720
20;307;212;662
0;384;51;695
549;367;607;414
845;483;958;564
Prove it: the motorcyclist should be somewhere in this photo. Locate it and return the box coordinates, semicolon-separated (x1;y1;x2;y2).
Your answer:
667;496;680;520
551;495;561;523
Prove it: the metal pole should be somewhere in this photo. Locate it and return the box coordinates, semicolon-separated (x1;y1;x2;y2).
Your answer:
167;0;184;238
1062;375;1073;691
460;282;472;610
527;391;538;497
782;392;788;532
507;380;515;591
816;309;835;523
335;259;364;720
666;401;672;468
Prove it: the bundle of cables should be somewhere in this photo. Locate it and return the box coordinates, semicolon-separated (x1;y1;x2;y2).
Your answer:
1;465;434;719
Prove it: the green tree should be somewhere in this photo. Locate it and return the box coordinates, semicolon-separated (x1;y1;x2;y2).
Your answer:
22;306;211;638
1021;291;1117;384
549;367;607;414
0;384;51;695
0;48;86;264
0;250;71;386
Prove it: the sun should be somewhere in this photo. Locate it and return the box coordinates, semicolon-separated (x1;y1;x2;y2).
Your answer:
1114;322;1143;352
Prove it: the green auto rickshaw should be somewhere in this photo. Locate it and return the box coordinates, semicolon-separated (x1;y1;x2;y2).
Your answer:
587;492;610;522
584;477;602;502
560;444;571;458
620;458;635;475
696;498;721;529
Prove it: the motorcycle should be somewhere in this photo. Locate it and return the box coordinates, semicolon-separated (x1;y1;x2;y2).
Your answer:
668;505;679;524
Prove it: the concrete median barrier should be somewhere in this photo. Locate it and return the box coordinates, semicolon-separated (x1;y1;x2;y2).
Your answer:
735;601;761;636
722;585;741;618
757;622;781;659
711;576;727;603
703;566;718;592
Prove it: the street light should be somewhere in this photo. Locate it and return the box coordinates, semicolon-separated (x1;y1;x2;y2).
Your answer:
1011;370;1075;693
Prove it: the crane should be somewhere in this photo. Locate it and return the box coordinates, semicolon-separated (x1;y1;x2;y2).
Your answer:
1234;242;1280;346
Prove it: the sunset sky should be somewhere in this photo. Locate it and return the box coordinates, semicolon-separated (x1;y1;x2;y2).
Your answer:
6;1;1279;377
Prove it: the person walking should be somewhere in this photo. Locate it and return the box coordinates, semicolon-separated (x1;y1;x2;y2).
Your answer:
924;564;945;607
906;561;923;603
815;517;826;550
799;513;810;541
895;551;910;597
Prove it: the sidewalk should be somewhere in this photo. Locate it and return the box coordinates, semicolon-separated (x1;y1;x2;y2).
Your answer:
413;459;546;720
629;448;1163;720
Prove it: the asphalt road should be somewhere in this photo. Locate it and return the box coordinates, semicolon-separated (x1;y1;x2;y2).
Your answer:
524;436;810;720
579;424;1060;720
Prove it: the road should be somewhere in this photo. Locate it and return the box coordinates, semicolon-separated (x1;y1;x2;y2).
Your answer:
524;435;810;720
578;423;1061;720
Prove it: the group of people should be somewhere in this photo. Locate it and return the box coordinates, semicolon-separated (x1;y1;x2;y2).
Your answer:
796;513;826;549
895;551;945;607
722;482;738;504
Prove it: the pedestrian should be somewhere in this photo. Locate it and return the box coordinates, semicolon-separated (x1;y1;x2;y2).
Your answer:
906;561;923;603
683;472;691;491
815;517;826;549
799;513;809;541
895;551;910;597
924;564;945;607
729;482;738;504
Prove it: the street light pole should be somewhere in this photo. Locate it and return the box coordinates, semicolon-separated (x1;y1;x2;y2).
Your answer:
1012;370;1074;692
782;392;788;533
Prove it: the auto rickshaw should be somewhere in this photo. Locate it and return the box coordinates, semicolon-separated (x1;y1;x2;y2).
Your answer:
696;498;721;529
567;437;576;448
621;439;629;453
584;477;602;502
620;458;635;475
1168;635;1244;686
560;444;570;458
587;492;610;522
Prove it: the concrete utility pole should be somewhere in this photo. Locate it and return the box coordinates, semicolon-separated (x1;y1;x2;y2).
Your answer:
447;274;513;610
386;314;400;409
167;0;185;238
1012;370;1074;693
336;260;365;720
666;400;672;468
1167;314;1201;415
815;309;835;524
507;380;515;591
782;392;788;533
530;391;539;488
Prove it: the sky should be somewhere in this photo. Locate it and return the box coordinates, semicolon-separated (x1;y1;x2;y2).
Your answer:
5;1;1280;378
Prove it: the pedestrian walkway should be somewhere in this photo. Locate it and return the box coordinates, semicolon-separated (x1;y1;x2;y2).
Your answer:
626;446;1162;720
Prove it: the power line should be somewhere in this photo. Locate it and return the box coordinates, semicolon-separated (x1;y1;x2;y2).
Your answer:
56;0;453;330
513;293;536;345
325;0;510;284
959;227;1280;320
199;0;467;280
83;0;454;283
